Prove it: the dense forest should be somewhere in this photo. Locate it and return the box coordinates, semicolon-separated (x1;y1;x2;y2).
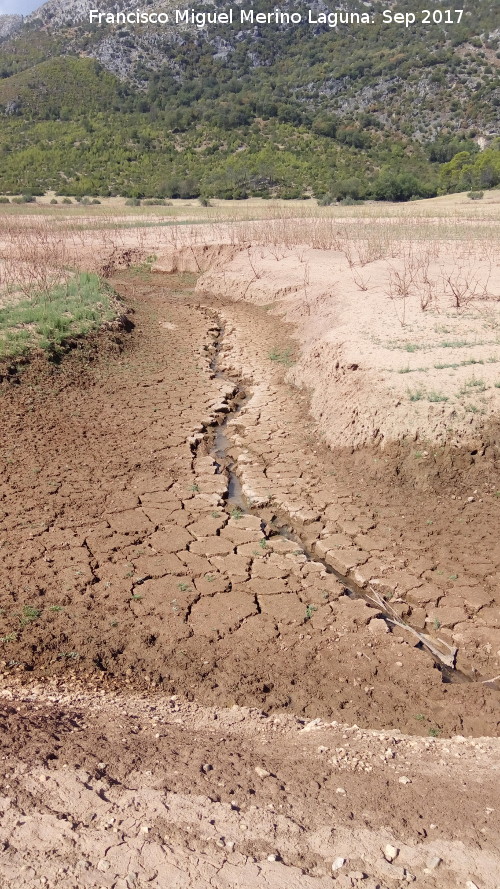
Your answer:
0;0;499;199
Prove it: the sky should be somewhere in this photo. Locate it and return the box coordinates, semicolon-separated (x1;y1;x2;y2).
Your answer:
0;0;40;14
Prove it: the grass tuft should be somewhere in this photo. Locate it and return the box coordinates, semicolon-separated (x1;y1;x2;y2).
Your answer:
0;272;115;360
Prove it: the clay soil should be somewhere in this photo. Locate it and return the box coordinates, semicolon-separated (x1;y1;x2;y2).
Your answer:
1;270;500;888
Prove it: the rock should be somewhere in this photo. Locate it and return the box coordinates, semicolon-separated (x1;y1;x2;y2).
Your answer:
383;844;399;863
466;883;480;889
332;857;346;871
398;776;411;785
300;718;324;732
423;857;441;873
369;618;389;634
201;763;213;773
255;766;271;779
335;787;347;795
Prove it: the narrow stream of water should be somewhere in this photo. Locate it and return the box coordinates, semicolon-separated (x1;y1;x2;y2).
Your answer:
205;314;480;687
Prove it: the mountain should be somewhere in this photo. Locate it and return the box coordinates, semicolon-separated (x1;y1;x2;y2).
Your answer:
0;14;22;40
0;0;499;198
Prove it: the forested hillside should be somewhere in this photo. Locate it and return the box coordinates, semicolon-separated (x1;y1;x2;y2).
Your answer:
0;0;499;199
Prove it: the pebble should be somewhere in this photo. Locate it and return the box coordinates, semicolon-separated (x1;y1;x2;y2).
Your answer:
398;776;411;784
423;857;441;873
201;763;213;774
255;766;271;779
383;844;399;863
335;787;346;795
332;857;346;871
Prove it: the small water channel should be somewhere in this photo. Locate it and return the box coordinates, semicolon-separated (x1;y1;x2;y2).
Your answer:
204;314;481;687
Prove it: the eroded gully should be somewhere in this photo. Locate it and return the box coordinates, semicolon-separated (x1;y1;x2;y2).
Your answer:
192;309;478;689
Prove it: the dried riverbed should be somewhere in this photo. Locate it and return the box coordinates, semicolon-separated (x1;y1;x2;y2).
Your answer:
0;270;498;739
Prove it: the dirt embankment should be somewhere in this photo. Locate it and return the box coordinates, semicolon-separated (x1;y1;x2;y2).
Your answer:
155;238;500;452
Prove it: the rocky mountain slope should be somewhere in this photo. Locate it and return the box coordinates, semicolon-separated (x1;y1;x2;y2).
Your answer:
0;0;499;196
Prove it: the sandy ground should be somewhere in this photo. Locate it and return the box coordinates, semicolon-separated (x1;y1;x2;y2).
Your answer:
1;679;500;889
1;201;500;886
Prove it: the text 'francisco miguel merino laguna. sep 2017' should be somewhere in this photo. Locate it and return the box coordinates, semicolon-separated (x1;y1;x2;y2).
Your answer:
88;8;465;30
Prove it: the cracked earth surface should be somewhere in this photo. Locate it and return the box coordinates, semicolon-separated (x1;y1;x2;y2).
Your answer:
1;270;500;887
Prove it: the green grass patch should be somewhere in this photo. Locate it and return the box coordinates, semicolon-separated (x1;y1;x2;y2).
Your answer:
268;347;294;366
458;377;487;396
397;366;427;374
439;340;476;349
427;391;449;403
408;388;448;403
0;272;116;361
408;389;425;402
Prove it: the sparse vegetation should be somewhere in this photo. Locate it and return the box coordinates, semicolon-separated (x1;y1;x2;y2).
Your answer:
0;273;116;360
268;347;294;366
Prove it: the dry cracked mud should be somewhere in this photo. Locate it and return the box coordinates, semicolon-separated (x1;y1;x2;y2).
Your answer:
1;269;500;888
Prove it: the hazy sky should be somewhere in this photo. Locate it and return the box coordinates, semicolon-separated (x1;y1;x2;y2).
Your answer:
0;0;40;14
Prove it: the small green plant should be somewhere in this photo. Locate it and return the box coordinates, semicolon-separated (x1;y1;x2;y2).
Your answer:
408;389;425;402
414;713;426;721
49;605;64;612
305;604;317;620
495;382;500;388
268;347;294;366
205;574;216;582
433;618;441;629
397;365;427;374
190;484;200;493
230;507;244;520
0;633;17;643
440;340;473;349
429;727;440;737
211;511;221;518
20;605;42;625
131;593;143;601
259;538;268;550
178;582;192;592
414;451;423;458
427;391;449;403
460;376;486;395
